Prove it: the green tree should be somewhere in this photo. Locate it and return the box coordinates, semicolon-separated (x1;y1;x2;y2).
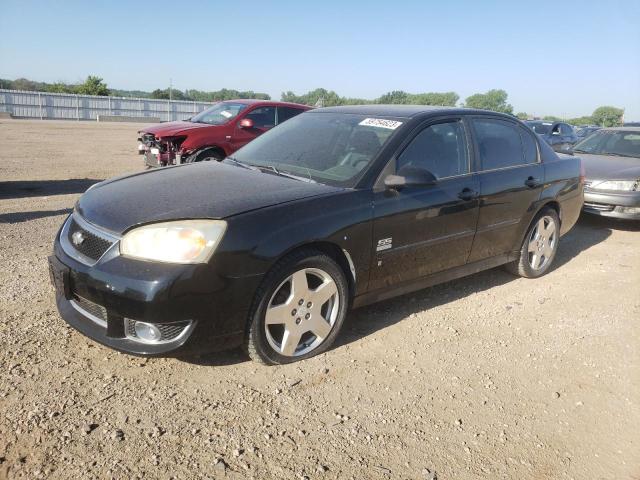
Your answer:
281;88;344;106
567;116;594;126
464;89;513;114
543;115;562;122
75;76;109;96
591;106;624;127
516;112;529;120
377;90;410;104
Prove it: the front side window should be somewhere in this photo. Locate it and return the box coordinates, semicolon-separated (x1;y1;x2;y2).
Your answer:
230;113;401;187
244;107;276;129
473;119;527;170
190;102;247;125
525;121;551;135
397;121;469;178
560;123;573;135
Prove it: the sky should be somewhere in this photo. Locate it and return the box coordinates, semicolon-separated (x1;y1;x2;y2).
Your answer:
1;0;639;119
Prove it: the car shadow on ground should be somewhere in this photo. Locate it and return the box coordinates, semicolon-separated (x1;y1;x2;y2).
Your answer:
336;213;614;349
181;213;618;366
0;208;72;224
0;179;101;199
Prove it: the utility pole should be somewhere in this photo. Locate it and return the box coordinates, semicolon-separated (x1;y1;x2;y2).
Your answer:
169;78;172;101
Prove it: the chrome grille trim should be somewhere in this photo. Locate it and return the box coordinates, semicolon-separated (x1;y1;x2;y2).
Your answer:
60;213;120;266
70;294;108;328
124;319;194;345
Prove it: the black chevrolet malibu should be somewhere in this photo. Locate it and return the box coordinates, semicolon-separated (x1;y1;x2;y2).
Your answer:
50;106;583;364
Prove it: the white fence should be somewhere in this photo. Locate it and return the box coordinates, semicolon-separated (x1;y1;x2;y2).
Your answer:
0;89;215;122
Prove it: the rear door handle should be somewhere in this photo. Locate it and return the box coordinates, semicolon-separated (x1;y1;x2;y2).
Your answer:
525;176;542;188
458;188;479;201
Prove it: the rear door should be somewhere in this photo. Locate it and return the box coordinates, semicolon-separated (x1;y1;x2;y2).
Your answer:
369;118;480;291
467;117;543;262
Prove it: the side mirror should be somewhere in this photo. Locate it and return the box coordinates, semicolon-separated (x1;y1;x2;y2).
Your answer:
239;118;254;129
551;129;560;135
384;165;437;190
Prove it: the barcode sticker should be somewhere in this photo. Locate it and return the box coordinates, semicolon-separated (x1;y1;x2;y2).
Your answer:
359;118;403;130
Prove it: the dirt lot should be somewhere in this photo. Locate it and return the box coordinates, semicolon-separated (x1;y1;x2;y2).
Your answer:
0;119;639;480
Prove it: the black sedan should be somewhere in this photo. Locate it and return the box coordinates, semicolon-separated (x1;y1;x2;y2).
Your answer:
525;120;578;153
50;106;583;364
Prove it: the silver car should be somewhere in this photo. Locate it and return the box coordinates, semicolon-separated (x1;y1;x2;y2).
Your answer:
574;127;640;220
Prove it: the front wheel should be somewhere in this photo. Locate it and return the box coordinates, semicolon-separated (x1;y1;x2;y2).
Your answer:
245;250;349;365
505;208;560;278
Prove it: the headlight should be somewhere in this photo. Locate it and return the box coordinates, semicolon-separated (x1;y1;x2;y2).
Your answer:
590;180;639;191
120;220;226;263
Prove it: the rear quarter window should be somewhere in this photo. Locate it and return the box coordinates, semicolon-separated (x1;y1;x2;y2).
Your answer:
472;118;526;170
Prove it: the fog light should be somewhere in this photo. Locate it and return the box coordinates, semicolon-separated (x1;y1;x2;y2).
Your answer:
134;322;162;343
617;206;640;214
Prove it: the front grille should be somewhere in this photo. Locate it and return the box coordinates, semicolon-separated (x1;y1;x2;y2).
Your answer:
125;319;191;343
584;202;615;212
67;218;114;261
72;293;108;325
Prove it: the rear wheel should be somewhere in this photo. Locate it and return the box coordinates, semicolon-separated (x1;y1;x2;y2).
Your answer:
245;250;348;365
506;207;560;278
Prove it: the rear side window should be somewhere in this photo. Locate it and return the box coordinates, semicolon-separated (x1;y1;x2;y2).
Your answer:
472;119;526;170
520;128;539;164
397;120;469;178
278;107;304;124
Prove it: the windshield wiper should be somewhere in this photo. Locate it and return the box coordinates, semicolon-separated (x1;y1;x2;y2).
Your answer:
254;164;317;183
572;149;589;153
225;156;259;170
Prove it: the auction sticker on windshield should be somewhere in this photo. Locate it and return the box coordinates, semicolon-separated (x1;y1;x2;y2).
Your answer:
359;118;403;130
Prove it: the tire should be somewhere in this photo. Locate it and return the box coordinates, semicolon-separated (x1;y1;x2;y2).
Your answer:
189;148;224;163
244;249;349;365
505;207;560;278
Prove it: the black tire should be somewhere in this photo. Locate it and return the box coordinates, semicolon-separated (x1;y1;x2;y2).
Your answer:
505;207;560;278
244;249;349;365
189;148;224;163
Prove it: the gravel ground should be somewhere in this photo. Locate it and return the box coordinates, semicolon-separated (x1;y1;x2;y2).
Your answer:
1;119;639;480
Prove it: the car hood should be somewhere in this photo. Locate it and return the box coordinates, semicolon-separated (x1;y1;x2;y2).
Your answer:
139;120;217;138
77;162;342;234
580;153;640;181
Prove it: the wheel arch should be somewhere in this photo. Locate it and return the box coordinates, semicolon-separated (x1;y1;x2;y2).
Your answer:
274;241;357;300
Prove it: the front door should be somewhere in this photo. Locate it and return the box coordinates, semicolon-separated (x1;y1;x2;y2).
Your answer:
369;118;480;291
467;117;544;262
230;106;277;151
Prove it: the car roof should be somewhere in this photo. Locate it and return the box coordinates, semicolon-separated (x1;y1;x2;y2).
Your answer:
308;104;513;119
222;99;310;108
601;126;640;132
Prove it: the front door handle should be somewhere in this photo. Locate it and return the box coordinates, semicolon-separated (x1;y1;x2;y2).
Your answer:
458;188;479;201
525;176;542;188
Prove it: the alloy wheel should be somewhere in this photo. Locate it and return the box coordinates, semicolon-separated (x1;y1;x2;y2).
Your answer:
264;268;339;357
527;215;557;270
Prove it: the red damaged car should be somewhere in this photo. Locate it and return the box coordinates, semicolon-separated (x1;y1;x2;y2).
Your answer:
137;99;310;167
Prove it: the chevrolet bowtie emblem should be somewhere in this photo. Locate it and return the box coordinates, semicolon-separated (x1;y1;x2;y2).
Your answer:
72;231;86;246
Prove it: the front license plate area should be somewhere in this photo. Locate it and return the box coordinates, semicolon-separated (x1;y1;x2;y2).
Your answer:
48;256;71;300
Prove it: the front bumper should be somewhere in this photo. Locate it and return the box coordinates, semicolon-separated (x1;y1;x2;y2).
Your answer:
583;190;640;219
50;218;262;356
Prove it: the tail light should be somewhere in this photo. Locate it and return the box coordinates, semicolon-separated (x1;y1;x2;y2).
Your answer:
579;159;585;184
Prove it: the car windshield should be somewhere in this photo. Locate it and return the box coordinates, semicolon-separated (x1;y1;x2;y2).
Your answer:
229;112;402;187
190;102;247;125
525;121;552;135
573;130;640;158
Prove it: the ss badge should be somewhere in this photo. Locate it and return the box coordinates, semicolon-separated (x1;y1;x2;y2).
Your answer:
376;237;392;252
